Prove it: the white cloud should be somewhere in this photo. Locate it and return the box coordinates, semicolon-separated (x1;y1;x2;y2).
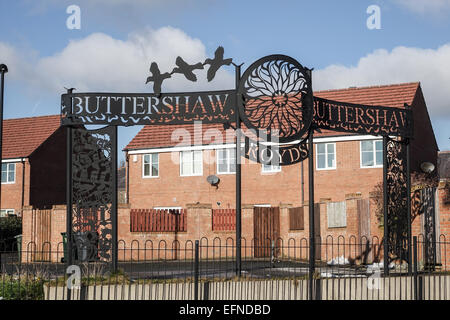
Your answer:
314;44;450;118
394;0;450;14
0;26;234;95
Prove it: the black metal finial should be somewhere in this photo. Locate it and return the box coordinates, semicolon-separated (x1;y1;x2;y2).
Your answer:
146;62;171;96
145;46;232;94
171;56;204;82
0;64;8;73
65;87;76;94
203;46;232;82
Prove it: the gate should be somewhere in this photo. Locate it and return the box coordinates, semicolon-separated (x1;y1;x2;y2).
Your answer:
30;208;51;261
253;207;280;258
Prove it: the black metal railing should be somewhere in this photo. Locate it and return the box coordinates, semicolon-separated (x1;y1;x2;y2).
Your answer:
0;235;448;300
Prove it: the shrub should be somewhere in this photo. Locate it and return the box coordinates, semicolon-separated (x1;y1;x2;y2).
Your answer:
0;217;22;251
0;277;44;300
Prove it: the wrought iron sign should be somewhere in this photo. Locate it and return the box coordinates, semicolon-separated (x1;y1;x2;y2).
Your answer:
314;97;413;138
61;47;415;276
61;90;235;126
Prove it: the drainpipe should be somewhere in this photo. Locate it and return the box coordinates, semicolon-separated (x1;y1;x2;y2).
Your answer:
126;152;130;204
21;160;25;215
301;161;304;205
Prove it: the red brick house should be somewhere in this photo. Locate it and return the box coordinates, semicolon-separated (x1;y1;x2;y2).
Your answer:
113;81;447;264
0;115;66;217
124;82;437;209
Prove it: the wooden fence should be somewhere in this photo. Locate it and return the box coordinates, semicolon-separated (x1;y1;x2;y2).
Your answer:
211;209;236;231
130;209;187;232
30;208;52;261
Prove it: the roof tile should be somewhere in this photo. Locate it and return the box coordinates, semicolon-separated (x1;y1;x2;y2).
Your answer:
2;115;61;159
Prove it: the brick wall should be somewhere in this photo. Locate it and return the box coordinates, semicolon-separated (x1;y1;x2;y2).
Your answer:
20;193;450;270
0;159;30;216
127;139;385;210
29;127;67;208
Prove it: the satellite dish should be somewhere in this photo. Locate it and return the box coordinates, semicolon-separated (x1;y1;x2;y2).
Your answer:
420;162;435;174
207;175;220;186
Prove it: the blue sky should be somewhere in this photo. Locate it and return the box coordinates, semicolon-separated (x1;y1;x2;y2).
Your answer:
1;0;450;160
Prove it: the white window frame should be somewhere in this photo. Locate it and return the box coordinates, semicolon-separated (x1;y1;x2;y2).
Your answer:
316;142;336;171
180;150;203;177
153;206;182;211
0;209;15;217
142;153;159;178
261;163;281;173
360;140;383;168
216;148;236;175
1;163;15;184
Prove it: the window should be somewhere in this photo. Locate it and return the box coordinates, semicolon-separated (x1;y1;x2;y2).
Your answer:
361;140;383;168
0;209;15;217
143;154;159;178
262;163;281;173
327;202;347;228
180;150;203;176
1;163;15;183
216;148;236;174
316;143;336;170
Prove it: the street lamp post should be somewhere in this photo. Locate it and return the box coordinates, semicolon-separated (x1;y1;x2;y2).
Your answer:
0;64;8;211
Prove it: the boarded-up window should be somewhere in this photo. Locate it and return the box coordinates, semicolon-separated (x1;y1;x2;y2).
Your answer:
327;201;347;228
130;209;186;232
289;207;304;230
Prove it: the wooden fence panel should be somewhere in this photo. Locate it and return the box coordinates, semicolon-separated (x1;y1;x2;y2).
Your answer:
130;209;186;232
289;207;304;230
212;209;236;231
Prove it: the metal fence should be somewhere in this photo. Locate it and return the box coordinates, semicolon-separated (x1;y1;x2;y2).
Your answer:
0;235;448;300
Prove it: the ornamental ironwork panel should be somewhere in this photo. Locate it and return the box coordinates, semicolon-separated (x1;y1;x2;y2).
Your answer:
242;135;308;166
385;138;409;263
238;55;314;143
313;97;413;138
71;126;117;263
421;187;437;267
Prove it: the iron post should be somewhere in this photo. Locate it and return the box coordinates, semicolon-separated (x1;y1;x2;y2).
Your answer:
308;128;315;300
112;125;118;272
194;240;199;300
65;88;73;301
406;138;412;275
234;63;242;277
0;64;7;210
383;136;389;276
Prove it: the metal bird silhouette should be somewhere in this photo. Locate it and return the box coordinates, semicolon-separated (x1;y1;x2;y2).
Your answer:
203;46;232;82
171;56;204;82
146;62;172;95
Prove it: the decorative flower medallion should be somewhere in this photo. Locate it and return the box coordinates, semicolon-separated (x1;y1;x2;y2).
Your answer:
238;55;313;143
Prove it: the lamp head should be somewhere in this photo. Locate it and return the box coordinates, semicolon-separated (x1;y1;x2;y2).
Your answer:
0;64;8;73
420;162;435;174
